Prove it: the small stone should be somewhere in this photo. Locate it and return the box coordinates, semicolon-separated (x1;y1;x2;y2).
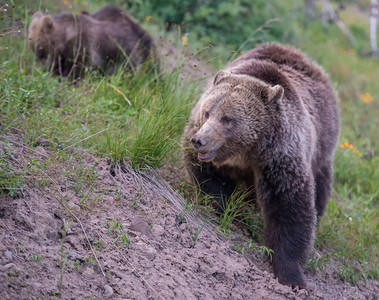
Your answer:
129;216;156;240
104;284;114;296
82;267;94;276
2;263;16;270
3;250;12;263
135;242;157;261
68;251;85;262
153;225;164;236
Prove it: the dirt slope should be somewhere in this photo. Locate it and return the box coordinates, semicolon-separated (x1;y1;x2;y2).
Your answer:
0;133;378;300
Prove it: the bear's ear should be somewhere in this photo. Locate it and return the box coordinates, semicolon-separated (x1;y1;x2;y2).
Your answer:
268;85;284;103
213;70;231;85
32;11;44;21
41;15;54;33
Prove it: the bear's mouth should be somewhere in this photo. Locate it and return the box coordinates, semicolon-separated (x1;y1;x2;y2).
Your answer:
198;151;216;161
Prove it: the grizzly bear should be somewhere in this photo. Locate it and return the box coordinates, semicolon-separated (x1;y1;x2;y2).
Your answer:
89;6;153;65
28;6;153;79
182;43;340;288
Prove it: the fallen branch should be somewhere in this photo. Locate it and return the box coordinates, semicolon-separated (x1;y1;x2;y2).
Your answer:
322;0;356;45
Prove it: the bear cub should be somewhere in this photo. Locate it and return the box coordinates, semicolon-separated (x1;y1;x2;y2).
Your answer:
182;43;340;288
28;6;153;79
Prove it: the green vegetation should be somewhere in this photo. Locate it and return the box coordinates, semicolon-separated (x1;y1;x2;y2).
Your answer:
218;188;252;234
0;0;377;285
126;0;291;48
106;219;130;248
0;141;25;196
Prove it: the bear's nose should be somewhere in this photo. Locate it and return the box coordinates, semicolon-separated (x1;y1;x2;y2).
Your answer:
190;135;206;149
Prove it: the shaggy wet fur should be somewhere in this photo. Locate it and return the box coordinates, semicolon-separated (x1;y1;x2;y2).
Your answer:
28;6;153;79
182;43;340;288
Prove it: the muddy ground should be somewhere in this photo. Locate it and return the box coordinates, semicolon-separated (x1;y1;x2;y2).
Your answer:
0;131;378;300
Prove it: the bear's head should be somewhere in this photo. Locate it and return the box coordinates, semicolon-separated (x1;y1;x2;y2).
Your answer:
190;70;284;167
28;12;63;69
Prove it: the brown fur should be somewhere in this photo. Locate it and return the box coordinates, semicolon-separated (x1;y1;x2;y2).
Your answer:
89;6;153;64
28;6;153;79
182;43;340;288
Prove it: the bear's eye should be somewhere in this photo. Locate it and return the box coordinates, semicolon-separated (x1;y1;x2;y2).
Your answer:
221;116;232;124
204;111;210;119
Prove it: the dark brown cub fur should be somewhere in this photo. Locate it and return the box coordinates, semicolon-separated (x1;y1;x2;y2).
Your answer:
89;6;153;65
28;6;153;79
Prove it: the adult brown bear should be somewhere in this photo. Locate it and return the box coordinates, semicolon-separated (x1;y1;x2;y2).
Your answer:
182;43;340;288
28;6;153;79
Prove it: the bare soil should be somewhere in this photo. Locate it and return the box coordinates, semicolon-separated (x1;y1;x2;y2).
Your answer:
0;132;378;300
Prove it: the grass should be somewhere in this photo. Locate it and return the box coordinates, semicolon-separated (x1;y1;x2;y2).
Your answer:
0;0;378;287
0;140;25;196
218;188;252;234
106;219;130;248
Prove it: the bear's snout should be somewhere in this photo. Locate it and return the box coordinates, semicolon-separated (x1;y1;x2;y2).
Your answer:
190;134;207;150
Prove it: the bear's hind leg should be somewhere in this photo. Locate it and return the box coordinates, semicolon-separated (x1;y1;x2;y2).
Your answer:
315;163;333;218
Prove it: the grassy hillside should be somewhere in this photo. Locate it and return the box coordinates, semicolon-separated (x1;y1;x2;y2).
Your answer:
1;0;378;284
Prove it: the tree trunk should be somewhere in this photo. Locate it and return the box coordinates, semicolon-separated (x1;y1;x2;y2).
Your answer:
370;0;378;57
306;0;316;19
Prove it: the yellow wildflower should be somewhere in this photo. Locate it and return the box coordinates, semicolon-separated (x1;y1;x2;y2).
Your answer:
182;35;188;47
340;142;363;157
359;93;374;104
146;16;152;22
348;49;355;55
63;0;69;5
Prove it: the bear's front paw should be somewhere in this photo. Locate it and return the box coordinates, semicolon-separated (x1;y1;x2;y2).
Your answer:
274;261;307;290
277;273;307;288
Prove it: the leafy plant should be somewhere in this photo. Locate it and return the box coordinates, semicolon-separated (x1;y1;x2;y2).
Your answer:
192;222;206;247
106;219;130;248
